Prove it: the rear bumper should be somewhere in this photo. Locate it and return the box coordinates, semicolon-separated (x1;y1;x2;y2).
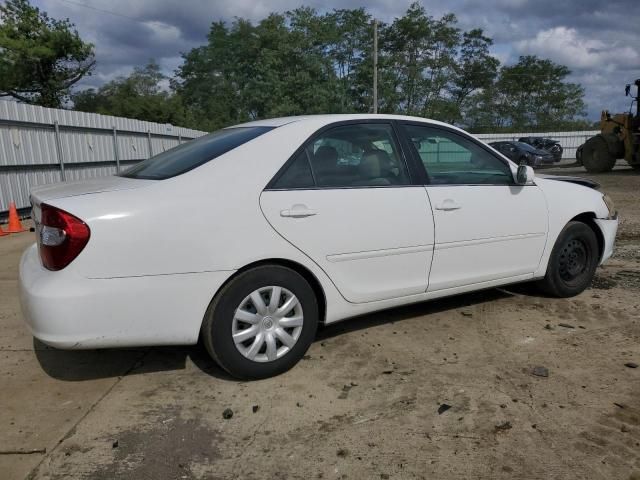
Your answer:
594;216;618;264
19;244;233;349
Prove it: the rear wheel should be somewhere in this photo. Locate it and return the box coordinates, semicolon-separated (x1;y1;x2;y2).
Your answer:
537;222;599;297
202;265;318;379
582;136;616;173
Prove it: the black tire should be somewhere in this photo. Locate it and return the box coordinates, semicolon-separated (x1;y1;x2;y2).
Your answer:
582;136;616;173
201;265;318;380
576;145;583;165
537;222;599;297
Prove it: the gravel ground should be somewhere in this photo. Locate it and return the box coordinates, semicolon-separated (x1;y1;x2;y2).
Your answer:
0;161;639;480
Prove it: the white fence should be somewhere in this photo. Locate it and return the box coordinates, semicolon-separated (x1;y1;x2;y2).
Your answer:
0;101;206;217
475;130;599;161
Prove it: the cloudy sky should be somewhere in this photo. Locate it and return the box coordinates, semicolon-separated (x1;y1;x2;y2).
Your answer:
34;0;640;120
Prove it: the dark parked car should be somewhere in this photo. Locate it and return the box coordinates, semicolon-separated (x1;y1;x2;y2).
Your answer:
489;141;554;167
518;137;563;162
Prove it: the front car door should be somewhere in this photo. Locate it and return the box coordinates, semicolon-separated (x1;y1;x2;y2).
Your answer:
399;123;548;292
260;122;435;303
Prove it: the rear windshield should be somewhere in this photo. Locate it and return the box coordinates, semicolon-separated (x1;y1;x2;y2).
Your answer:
120;126;273;180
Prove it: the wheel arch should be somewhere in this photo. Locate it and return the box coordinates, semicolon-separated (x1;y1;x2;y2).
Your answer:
569;212;605;261
209;258;327;325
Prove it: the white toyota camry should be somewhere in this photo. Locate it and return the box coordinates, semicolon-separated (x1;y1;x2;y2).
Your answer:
20;115;618;379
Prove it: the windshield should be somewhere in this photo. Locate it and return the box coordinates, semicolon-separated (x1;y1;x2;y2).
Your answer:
514;142;541;153
120;126;274;180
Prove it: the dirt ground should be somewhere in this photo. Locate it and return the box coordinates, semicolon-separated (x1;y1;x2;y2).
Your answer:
1;162;639;480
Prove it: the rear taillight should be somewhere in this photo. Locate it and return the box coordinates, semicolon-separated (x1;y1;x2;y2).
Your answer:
38;204;90;271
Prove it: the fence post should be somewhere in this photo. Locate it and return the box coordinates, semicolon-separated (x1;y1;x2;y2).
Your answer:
53;121;66;181
178;133;182;144
112;126;120;173
147;130;153;157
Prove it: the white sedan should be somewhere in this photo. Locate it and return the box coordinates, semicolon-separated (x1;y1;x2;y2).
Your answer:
19;115;618;379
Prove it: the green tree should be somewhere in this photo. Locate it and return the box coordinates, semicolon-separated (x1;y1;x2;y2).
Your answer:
0;0;95;107
381;4;460;118
383;3;433;115
466;55;586;131
173;6;586;132
73;61;193;126
321;8;374;112
449;29;499;123
175;10;343;130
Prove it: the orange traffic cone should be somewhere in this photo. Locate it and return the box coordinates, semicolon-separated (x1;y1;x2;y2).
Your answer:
6;202;27;233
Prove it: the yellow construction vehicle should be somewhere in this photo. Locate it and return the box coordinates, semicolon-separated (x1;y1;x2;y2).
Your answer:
576;79;640;173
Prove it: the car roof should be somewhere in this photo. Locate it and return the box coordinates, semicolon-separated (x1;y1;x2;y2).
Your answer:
231;114;459;131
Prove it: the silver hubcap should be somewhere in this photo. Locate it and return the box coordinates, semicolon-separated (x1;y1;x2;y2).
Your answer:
232;286;304;363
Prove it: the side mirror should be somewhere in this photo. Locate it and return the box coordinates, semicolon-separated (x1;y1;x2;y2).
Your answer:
516;164;535;185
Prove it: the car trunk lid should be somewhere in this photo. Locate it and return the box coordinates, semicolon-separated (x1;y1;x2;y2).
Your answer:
30;176;152;204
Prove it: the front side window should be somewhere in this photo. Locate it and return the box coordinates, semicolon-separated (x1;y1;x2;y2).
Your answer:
121;126;273;180
403;124;513;185
272;123;410;189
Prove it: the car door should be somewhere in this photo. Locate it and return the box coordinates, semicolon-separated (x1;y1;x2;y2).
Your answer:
400;123;548;292
260;122;435;304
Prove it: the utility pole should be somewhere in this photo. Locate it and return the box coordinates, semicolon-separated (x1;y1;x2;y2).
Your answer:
373;19;378;114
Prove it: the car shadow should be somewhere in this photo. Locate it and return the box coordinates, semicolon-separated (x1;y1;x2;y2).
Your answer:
34;287;521;383
33;339;236;382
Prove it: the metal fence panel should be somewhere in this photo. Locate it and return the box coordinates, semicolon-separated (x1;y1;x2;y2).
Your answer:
0;101;206;215
0;125;59;166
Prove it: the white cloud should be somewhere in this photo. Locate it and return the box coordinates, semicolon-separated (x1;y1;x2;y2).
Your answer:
515;26;639;70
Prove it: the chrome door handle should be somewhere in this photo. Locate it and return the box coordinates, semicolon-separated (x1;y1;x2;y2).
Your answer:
435;200;462;211
280;204;318;218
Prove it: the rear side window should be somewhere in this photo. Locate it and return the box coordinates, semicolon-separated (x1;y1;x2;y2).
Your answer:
121;126;273;180
270;123;410;189
271;151;315;189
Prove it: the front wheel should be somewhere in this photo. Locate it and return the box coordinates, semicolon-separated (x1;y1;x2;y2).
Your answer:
202;265;318;379
537;222;599;297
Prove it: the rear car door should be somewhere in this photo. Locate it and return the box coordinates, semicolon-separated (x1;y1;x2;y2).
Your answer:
260;122;435;303
400;123;548;292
